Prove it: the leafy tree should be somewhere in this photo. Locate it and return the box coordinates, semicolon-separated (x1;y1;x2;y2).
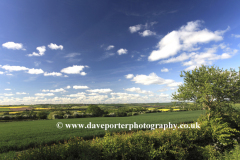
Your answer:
172;65;240;120
36;111;48;119
86;104;104;117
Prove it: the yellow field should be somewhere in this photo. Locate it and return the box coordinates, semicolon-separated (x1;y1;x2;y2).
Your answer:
0;106;30;108
147;108;180;111
34;108;51;110
9;112;21;114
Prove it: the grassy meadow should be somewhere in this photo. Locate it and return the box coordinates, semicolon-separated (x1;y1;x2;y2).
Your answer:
1;102;240;159
0;110;205;155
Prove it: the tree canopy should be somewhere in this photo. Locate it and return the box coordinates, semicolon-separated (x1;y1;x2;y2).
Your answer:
86;104;104;117
172;65;240;120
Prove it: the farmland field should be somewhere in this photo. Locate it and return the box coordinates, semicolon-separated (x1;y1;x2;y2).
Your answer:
0;110;205;154
0;108;11;111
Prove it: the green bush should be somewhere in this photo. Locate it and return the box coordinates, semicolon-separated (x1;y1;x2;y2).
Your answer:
36;111;48;119
3;112;9;115
127;112;132;116
86;105;104;117
115;111;127;117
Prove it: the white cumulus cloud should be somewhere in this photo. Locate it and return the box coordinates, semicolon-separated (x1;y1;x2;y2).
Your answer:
129;24;142;33
65;86;71;89
44;72;62;76
27;46;46;57
48;43;63;50
139;30;156;37
106;45;114;50
129;72;182;87
16;92;27;95
161;68;169;72
1;65;29;72
117;48;128;55
73;85;89;89
86;89;112;93
148;20;228;61
50;88;66;92
42;89;49;92
2;42;25;50
61;65;86;74
35;93;54;96
27;68;44;74
5;88;11;90
125;74;134;79
124;87;153;94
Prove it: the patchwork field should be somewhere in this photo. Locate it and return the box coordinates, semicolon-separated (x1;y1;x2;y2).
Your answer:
0;110;205;154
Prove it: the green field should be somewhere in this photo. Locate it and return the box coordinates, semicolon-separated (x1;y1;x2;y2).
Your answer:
0;110;205;154
0;108;11;111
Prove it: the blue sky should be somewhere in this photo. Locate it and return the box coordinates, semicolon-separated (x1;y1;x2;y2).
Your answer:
0;0;240;104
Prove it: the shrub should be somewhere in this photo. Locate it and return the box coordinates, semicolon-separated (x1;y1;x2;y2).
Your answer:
127;112;132;116
86;105;104;117
36;111;48;119
115;111;127;117
3;112;9;115
132;112;139;116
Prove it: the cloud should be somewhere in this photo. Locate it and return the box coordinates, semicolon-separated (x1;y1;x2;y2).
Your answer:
161;67;169;72
117;48;128;55
0;71;4;74
3;93;14;96
16;92;27;95
64;75;68;77
2;42;25;50
124;87;153;94
128;72;182;87
1;65;29;71
6;74;13;76
88;93;98;96
159;52;195;64
148;20;228;61
42;89;49;92
80;72;87;76
139;30;156;37
60;65;86;74
48;43;63;50
231;34;240;38
27;46;46;57
182;45;237;71
106;45;114;50
35;93;54;96
5;88;11;90
50;88;66;92
73;85;89;89
125;74;134;79
129;24;142;33
66;92;86;97
65;86;71;89
86;89;112;93
44;72;62;76
27;68;44;74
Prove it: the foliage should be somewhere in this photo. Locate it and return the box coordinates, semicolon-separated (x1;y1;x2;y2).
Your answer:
86;105;104;117
0;110;204;154
16;124;224;160
36;111;48;119
172;65;240;120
